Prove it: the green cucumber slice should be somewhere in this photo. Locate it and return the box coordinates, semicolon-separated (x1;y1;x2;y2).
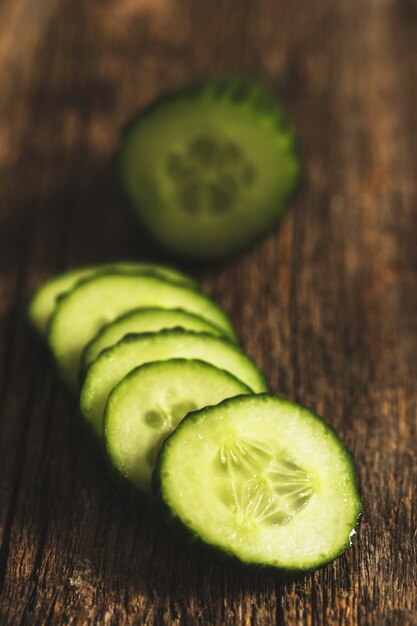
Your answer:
29;262;196;336
82;307;227;372
119;78;300;261
104;359;251;494
48;273;236;388
156;394;362;572
81;329;267;437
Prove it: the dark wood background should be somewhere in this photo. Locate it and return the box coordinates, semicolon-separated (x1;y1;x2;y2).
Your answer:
0;0;416;623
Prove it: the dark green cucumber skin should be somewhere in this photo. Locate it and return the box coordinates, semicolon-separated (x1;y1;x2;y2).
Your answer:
80;328;267;393
45;267;204;339
102;359;253;510
28;262;198;335
120;76;298;142
153;394;363;575
80;306;230;375
117;77;300;265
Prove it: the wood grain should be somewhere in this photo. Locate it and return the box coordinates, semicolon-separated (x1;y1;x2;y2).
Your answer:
0;0;416;623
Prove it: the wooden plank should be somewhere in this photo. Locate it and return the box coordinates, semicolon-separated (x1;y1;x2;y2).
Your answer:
0;0;416;623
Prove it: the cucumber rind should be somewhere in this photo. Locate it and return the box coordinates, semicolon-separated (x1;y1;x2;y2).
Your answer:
48;270;237;387
120;77;298;147
155;394;362;573
29;262;197;336
80;329;268;436
81;306;229;374
103;358;253;496
118;77;300;262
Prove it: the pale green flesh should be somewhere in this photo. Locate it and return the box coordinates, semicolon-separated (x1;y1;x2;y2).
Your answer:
29;262;196;335
81;330;267;437
120;100;299;259
82;307;226;372
48;273;236;388
159;395;362;571
104;359;251;494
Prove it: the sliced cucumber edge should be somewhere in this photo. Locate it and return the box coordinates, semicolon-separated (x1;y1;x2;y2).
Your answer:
80;306;231;375
28;262;198;336
81;328;267;398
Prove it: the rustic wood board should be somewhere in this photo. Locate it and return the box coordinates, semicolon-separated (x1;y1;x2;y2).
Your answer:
0;0;416;623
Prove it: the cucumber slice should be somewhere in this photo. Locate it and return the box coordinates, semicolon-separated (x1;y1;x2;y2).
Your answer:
29;262;196;336
81;329;267;437
104;359;252;494
82;307;227;372
48;273;236;388
156;395;362;572
119;78;300;261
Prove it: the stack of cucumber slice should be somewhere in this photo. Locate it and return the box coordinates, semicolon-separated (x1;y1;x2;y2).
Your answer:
29;262;362;572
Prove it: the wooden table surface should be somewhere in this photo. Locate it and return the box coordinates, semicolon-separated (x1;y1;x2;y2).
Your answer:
1;0;416;624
